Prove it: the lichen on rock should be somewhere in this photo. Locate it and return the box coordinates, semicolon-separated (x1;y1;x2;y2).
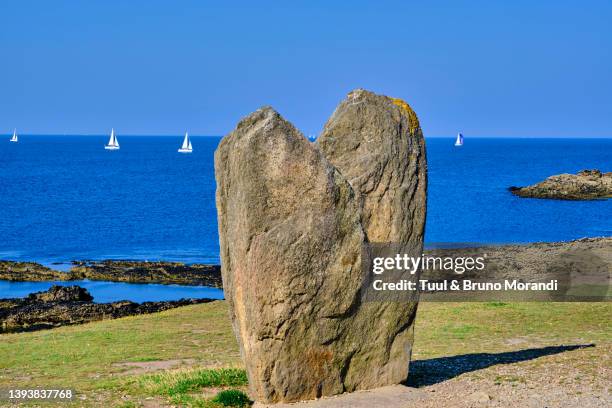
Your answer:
215;89;427;403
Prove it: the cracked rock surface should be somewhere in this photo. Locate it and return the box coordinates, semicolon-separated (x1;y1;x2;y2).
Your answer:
215;89;427;403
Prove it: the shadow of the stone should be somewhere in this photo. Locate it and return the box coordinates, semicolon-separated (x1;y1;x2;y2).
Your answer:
406;344;595;387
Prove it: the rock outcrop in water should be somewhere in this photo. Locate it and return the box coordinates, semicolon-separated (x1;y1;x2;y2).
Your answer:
215;89;427;403
70;260;222;287
0;261;67;282
0;260;222;288
25;284;93;302
509;169;612;200
0;285;213;333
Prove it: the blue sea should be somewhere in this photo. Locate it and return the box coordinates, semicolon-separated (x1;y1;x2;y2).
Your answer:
0;135;610;300
0;279;224;303
1;135;611;263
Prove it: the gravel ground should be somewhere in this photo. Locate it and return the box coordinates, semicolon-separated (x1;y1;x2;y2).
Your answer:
256;342;610;408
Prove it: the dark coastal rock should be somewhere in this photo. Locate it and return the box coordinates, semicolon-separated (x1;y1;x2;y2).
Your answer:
0;285;213;333
509;169;612;200
0;261;68;282
0;260;222;288
215;89;427;403
25;284;93;302
69;260;222;288
421;237;612;301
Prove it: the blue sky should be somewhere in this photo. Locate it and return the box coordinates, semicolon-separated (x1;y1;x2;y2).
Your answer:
1;1;611;137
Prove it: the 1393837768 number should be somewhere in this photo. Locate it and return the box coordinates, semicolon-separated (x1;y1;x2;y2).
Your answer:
3;389;74;400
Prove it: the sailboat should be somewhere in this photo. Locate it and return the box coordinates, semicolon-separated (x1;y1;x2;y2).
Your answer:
454;132;464;147
9;129;18;143
105;128;120;150
178;132;193;153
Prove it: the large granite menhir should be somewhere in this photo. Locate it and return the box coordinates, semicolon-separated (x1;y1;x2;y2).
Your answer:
215;89;427;403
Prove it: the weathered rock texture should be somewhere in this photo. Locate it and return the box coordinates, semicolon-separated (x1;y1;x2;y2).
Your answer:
215;89;427;403
0;260;222;288
70;260;222;287
0;285;214;333
318;90;427;249
509;169;612;200
0;261;67;282
26;284;93;303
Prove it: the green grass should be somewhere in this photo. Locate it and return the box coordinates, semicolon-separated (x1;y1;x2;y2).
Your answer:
413;302;611;359
0;301;242;407
485;301;509;307
0;301;609;407
494;374;525;385
130;368;249;407
212;389;251;407
165;390;251;408
138;368;247;396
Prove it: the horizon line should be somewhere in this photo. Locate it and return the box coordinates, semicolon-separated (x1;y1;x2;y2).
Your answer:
6;134;612;139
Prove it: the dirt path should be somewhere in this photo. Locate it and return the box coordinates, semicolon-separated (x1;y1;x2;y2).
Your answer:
255;343;611;408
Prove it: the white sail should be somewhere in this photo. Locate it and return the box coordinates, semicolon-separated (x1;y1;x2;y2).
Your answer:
178;132;193;153
9;129;18;142
455;133;464;146
105;128;120;150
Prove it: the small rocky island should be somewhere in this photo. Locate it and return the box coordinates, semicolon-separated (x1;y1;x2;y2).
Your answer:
509;169;611;200
0;285;213;333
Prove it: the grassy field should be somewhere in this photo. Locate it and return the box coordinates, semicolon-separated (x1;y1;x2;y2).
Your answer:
0;301;610;407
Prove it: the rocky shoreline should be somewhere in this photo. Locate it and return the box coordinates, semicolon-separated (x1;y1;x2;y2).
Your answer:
509;169;612;200
0;261;67;281
422;237;611;301
0;237;609;333
0;285;214;333
2;238;610;289
0;260;222;288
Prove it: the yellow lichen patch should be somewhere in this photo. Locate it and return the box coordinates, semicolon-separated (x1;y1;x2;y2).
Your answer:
390;97;421;134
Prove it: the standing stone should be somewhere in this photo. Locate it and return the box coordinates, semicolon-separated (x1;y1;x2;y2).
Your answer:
318;89;427;389
318;89;427;250
215;89;427;403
